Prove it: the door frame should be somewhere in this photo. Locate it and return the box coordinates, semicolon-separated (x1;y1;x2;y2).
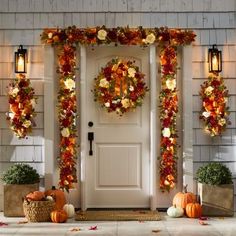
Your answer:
80;45;157;211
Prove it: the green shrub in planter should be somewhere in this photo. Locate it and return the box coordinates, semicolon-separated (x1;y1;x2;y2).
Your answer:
2;163;40;184
2;164;40;216
196;162;232;185
196;162;233;216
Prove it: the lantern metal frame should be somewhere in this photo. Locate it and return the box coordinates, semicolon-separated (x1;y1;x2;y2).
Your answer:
15;45;27;73
208;44;222;73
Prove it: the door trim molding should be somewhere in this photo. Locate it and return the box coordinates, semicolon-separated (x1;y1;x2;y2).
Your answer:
80;46;87;211
149;45;157;210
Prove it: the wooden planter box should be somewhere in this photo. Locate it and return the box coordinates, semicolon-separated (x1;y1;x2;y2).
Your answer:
198;183;234;216
4;183;39;217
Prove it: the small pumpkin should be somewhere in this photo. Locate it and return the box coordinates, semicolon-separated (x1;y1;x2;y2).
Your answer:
26;191;45;201
51;210;68;223
186;202;202;218
63;204;75;218
45;186;66;210
167;205;184;218
172;185;196;210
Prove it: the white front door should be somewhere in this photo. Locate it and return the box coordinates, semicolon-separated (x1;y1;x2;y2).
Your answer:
82;46;151;208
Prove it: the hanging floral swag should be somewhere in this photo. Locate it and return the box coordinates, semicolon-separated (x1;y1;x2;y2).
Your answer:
41;26;195;192
93;58;148;116
199;74;230;137
6;74;37;138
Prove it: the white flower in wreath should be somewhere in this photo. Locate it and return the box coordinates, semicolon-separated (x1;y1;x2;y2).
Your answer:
10;87;19;97
205;86;214;95
99;78;109;88
64;78;75;90
22;120;31;128
162;127;171;138
97;29;107;40
166;79;176;91
105;102;110;107
61;127;70;137
121;98;130;108
219;118;226;126
30;99;36;108
145;33;156;44
129;85;134;92
202;111;211;118
128;68;136;78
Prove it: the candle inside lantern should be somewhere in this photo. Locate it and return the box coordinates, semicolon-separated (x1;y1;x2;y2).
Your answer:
17;55;25;72
212;54;218;71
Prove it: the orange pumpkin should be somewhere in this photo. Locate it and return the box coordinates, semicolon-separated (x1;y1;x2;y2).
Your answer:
172;185;196;210
186;202;202;218
45;186;66;210
26;191;45;201
51;210;68;223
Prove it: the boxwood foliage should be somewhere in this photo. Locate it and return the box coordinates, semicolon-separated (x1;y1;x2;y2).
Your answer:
2;164;40;184
196;162;232;185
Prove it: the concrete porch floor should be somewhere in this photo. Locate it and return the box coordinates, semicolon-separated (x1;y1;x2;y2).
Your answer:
0;212;236;236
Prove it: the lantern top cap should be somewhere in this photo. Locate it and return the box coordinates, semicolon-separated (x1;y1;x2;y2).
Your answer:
16;45;27;54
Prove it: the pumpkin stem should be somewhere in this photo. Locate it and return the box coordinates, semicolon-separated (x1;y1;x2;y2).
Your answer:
52;186;56;190
173;204;176;208
183;184;188;193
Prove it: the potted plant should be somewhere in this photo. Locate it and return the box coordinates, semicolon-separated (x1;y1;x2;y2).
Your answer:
2;163;40;216
196;162;233;216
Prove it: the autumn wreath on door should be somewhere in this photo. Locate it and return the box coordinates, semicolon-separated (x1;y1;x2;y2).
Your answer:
93;58;148;116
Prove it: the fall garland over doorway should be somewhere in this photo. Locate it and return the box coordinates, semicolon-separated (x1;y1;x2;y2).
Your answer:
41;26;195;192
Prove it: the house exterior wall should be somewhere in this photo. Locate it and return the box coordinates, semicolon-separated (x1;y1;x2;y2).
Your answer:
0;0;235;209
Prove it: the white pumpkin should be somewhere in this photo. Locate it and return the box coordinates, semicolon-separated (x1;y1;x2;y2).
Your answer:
63;204;75;218
167;205;184;218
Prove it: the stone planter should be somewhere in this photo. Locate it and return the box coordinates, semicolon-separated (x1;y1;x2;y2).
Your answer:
198;183;234;216
4;183;39;217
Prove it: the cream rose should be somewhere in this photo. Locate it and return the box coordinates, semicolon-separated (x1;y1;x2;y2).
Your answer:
219;118;226;126
97;29;107;40
205;86;214;95
31;99;36;108
202;111;211;118
162;127;171;138
61;127;70;137
145;33;156;44
10;87;19;97
121;98;130;108
129;86;134;92
8;112;14;119
64;78;75;90
166;79;176;91
99;78;109;88
105;102;110;107
23;120;31;128
48;32;53;39
128;68;136;78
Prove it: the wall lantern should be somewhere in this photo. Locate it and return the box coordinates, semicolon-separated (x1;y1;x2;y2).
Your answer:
208;44;222;73
15;45;27;73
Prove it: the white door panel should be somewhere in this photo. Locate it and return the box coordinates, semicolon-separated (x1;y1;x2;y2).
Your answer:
85;46;150;208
